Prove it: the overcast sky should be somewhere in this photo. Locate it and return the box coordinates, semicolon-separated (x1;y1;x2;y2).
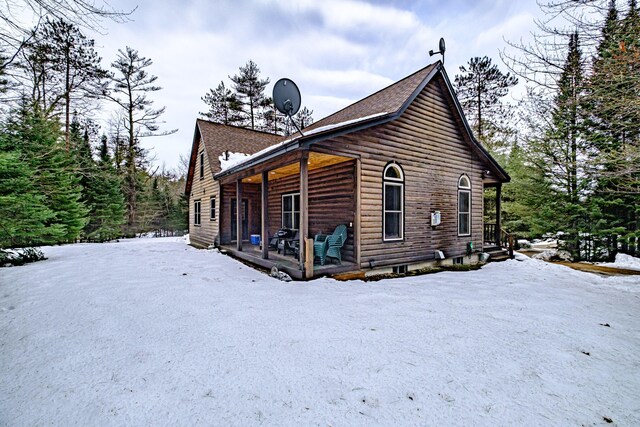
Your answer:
80;0;543;170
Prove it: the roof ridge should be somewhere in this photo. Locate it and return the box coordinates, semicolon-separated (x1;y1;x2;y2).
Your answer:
307;62;438;130
196;118;282;137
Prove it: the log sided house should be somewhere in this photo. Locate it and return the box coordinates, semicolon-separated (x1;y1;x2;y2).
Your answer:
185;61;511;279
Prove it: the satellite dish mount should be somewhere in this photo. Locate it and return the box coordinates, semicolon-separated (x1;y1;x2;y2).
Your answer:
273;78;304;136
429;37;446;64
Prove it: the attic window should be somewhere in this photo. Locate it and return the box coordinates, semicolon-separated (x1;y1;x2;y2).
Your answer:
199;151;204;179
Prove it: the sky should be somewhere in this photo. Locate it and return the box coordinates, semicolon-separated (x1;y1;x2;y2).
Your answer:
77;0;543;171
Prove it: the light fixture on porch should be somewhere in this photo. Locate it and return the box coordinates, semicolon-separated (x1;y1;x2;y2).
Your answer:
482;170;491;178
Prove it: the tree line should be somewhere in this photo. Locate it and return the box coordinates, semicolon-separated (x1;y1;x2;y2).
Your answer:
454;0;639;261
1;17;186;250
200;59;314;135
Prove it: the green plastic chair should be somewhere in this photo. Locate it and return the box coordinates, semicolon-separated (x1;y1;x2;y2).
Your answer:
314;225;347;265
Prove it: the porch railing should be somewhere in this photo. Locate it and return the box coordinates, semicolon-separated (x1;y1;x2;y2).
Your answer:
484;223;515;259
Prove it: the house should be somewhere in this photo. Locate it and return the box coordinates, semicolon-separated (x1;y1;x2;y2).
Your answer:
185;61;511;279
184;121;282;248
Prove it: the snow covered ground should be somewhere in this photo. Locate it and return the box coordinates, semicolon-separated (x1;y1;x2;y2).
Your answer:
598;253;640;271
1;238;639;426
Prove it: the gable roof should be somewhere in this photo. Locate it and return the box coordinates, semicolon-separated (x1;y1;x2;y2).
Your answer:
214;61;510;183
185;120;282;195
302;63;438;134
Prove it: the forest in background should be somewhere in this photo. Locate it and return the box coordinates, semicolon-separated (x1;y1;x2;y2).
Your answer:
453;0;639;261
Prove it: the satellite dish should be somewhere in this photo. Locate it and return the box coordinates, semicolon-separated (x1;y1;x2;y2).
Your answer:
429;37;446;64
273;78;301;117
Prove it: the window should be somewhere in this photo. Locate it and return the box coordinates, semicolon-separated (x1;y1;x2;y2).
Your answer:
199;151;204;179
210;196;216;220
282;193;300;229
383;163;404;241
194;200;201;225
458;175;471;236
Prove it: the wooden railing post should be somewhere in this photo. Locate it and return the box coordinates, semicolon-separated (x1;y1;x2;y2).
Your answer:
508;233;514;259
495;183;502;246
236;179;242;252
261;171;269;259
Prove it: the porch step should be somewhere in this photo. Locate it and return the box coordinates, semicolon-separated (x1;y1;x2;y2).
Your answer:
483;246;510;262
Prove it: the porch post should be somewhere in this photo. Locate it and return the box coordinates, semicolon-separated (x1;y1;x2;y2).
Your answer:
495;183;502;246
299;150;309;271
261;171;269;259
236;178;243;251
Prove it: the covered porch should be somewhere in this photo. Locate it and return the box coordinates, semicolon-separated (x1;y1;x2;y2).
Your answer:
483;181;515;259
216;149;361;279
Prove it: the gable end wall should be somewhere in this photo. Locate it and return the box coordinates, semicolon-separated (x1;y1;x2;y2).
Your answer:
313;77;486;268
189;136;220;248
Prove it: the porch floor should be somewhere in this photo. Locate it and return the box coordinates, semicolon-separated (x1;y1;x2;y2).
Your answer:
219;243;358;280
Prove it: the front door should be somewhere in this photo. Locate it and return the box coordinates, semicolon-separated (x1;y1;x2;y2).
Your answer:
231;198;249;241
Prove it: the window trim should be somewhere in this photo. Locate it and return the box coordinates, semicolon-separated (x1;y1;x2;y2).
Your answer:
194;199;201;226
457;174;471;236
209;196;216;220
383;162;405;242
281;192;300;230
199;151;204;180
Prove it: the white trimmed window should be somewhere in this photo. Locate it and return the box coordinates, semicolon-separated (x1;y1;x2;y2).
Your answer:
282;193;300;229
210;196;216;220
383;163;404;241
458;175;471;236
194;200;201;226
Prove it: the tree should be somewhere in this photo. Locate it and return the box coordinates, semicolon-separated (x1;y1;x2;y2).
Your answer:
106;46;175;230
0;151;56;248
69;116;125;241
526;33;588;258
200;81;240;125
1;103;87;245
34;19;108;148
454;56;518;146
294;106;314;130
1;0;132;75
229;60;270;130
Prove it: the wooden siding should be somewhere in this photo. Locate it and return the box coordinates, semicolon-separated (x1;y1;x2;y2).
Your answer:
266;160;356;264
218;161;357;263
188;136;220;248
219;183;262;244
313;76;487;268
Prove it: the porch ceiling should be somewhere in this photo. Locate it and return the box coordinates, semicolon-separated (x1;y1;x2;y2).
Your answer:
241;151;354;184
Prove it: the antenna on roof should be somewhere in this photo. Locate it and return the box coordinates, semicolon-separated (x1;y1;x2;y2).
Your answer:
273;78;304;136
429;37;446;64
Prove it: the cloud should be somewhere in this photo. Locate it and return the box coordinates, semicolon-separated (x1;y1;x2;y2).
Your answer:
83;0;540;170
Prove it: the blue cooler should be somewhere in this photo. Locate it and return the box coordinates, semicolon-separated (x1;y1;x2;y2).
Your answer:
250;234;261;245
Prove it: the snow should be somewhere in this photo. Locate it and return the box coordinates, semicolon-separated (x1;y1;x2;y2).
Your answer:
598;253;640;271
218;112;390;175
1;238;639;425
301;112;390;137
219;151;252;172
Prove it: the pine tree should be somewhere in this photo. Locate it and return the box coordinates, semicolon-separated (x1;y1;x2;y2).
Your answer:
454;56;518;147
70;116;125;241
229;60;270;130
0;151;56;248
200;81;240;125
106;47;175;232
1;103;88;244
35;19;108;148
528;33;588;258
